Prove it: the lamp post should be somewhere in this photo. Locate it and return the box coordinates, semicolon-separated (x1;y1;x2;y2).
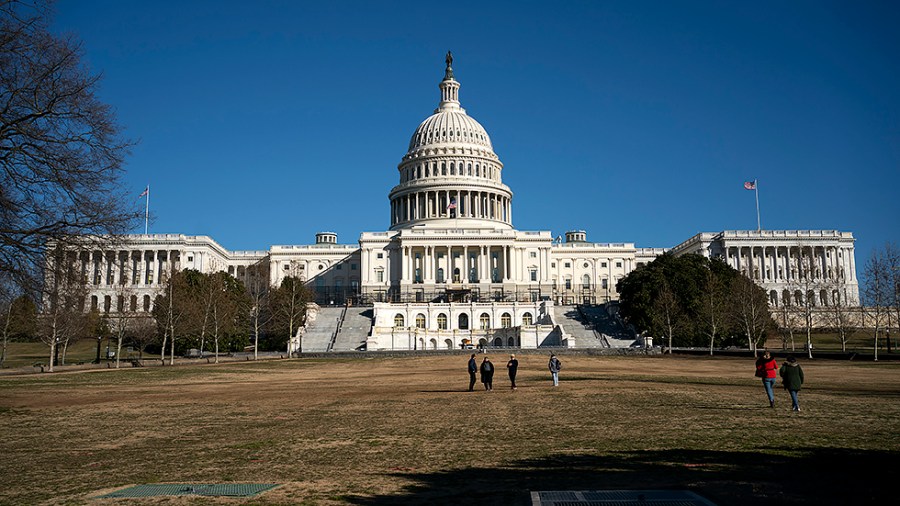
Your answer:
95;335;102;364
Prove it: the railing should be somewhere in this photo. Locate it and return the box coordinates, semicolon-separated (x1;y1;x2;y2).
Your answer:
327;306;348;352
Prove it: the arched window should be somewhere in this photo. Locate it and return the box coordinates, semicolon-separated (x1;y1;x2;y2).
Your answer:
142;295;151;312
522;312;533;326
770;290;778;306
415;313;426;329
820;289;829;306
130;295;137;312
582;274;591;288
450;162;455;175
458;313;469;330
501;313;512;328
437;313;448;330
480;313;491;330
394;314;405;327
437;267;445;284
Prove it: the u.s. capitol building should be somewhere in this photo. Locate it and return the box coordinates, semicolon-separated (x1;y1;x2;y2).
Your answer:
59;56;860;351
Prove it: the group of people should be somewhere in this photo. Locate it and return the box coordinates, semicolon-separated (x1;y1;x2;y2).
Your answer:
465;350;805;407
467;353;562;391
755;351;805;411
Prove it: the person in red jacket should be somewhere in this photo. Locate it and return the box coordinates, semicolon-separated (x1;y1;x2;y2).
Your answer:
755;351;779;407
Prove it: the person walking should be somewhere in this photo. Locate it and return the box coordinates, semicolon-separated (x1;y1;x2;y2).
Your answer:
480;356;494;391
506;354;519;390
548;353;562;387
467;353;477;392
755;351;779;407
779;355;805;412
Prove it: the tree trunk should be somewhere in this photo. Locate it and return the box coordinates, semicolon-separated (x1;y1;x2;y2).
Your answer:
213;306;219;364
1;304;11;368
115;333;123;369
874;326;880;362
159;327;167;365
805;318;813;359
254;318;259;361
169;320;175;366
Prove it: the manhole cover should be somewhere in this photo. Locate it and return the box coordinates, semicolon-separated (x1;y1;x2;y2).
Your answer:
531;490;717;506
96;483;279;498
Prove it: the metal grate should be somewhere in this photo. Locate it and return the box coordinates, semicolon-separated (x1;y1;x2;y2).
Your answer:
531;490;717;506
96;483;279;498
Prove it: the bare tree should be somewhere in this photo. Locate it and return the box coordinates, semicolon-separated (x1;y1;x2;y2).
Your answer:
37;250;88;371
1;278;35;367
884;243;900;354
271;267;311;353
730;275;771;356
698;263;728;355
1;1;140;293
206;272;247;364
246;258;273;360
652;281;680;354
863;247;892;361
128;316;156;361
776;301;799;351
152;269;195;365
109;281;137;368
787;245;823;359
824;277;856;353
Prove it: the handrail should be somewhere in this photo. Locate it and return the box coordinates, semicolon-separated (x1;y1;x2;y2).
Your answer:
327;307;348;352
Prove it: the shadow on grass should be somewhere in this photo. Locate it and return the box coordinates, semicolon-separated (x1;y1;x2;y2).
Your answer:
345;447;896;505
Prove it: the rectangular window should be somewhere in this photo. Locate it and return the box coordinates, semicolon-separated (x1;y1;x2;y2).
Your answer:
377;253;383;259
376;270;384;282
564;262;571;268
602;262;607;268
530;251;537;258
601;278;608;289
564;279;572;290
616;262;622;268
187;256;193;262
529;269;537;281
351;264;357;270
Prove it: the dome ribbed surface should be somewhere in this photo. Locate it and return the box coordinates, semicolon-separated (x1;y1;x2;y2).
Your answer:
408;111;493;151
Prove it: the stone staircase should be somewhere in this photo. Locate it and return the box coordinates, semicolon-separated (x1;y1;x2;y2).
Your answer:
578;304;637;348
552;305;607;348
332;308;373;351
300;307;345;352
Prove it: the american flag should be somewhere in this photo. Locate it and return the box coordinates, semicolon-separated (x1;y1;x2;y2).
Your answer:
447;198;457;210
743;181;756;190
138;186;149;198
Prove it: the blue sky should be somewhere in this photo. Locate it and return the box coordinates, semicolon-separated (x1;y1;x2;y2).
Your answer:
52;0;899;269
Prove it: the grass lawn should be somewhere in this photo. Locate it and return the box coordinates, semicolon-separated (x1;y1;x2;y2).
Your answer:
0;354;898;505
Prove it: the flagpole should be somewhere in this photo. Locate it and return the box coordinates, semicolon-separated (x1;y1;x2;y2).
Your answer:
144;184;150;234
754;179;761;232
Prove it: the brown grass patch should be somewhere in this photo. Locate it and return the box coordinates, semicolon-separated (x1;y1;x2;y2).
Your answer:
1;354;898;505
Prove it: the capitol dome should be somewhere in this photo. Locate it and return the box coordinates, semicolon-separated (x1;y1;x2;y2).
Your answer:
389;53;513;231
407;110;493;152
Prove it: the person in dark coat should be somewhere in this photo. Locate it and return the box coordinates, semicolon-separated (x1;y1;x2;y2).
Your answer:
779;355;805;411
467;353;477;392
755;351;778;407
480;356;494;391
506;354;519;390
548;353;562;386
